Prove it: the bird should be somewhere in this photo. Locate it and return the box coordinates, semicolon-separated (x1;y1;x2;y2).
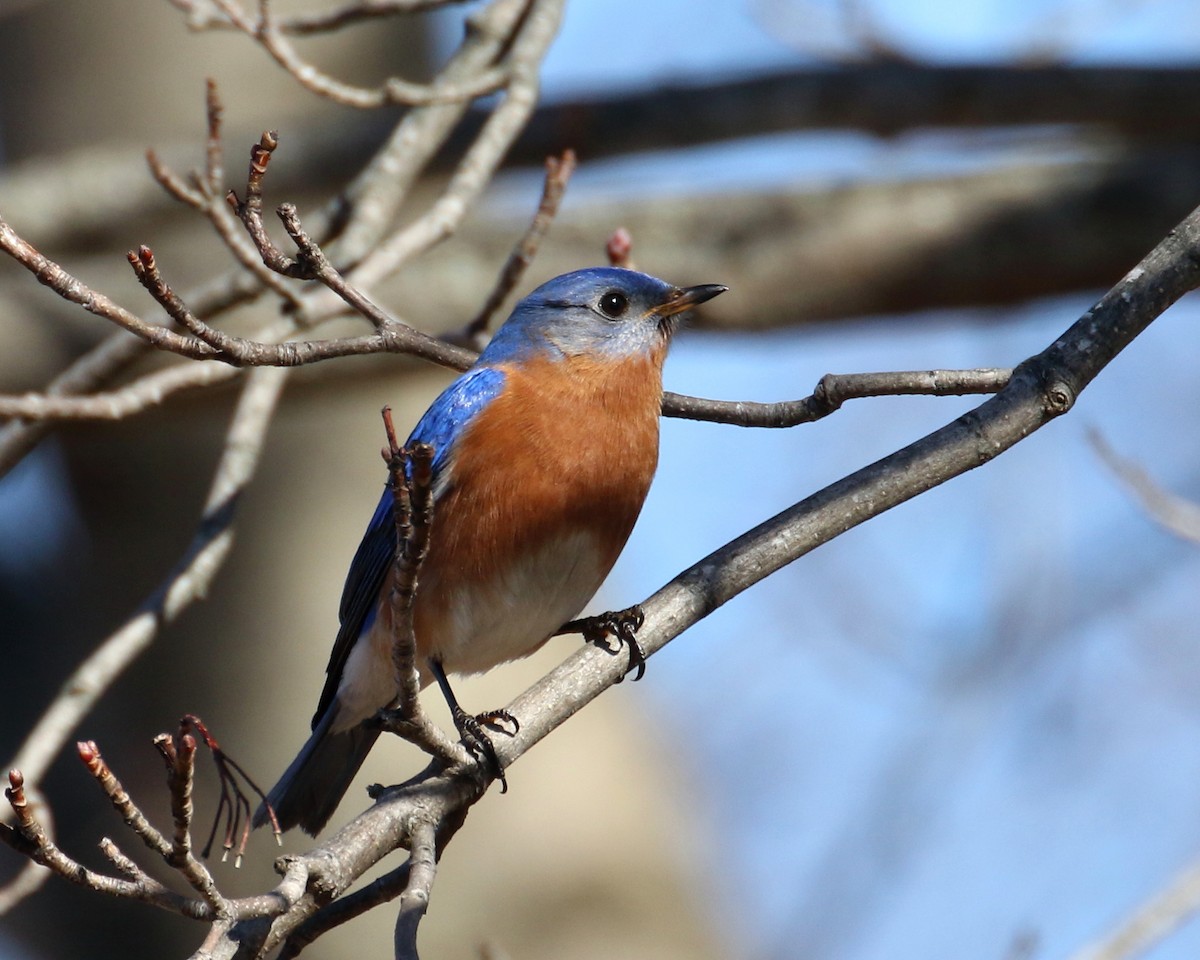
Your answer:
255;266;726;835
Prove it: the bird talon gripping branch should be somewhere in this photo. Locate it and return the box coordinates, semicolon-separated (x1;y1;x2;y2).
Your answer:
450;707;509;793
255;269;725;835
566;604;648;681
475;708;520;736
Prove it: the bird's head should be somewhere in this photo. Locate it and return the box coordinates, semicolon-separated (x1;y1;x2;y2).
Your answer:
480;267;727;364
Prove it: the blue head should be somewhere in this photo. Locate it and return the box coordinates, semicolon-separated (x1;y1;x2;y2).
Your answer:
480;267;726;364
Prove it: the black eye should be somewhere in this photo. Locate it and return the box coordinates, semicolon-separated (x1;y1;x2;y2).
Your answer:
598;290;629;319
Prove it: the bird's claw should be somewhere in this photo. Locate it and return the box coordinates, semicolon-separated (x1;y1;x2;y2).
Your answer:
573;605;647;682
451;706;516;793
475;707;520;736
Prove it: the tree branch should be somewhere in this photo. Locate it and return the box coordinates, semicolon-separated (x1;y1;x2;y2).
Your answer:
661;368;1013;427
393;820;437;960
1067;857;1200;960
1089;429;1200;546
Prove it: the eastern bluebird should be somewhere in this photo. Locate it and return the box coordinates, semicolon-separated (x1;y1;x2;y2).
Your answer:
256;267;726;835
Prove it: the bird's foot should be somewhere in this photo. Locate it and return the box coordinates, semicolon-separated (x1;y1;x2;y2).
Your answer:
450;706;517;793
562;604;647;682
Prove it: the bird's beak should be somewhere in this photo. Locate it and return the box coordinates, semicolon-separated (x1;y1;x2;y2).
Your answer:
657;283;728;318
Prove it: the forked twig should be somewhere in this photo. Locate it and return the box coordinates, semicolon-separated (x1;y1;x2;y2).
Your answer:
447;149;578;347
177;715;280;861
373;409;463;765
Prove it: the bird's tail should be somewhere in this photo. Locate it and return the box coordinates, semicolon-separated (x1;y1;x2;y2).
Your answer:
253;710;380;837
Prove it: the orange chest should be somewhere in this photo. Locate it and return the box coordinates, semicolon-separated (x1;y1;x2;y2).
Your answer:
437;351;666;569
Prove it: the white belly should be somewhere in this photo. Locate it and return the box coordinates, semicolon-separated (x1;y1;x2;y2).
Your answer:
330;529;606;731
431;529;605;675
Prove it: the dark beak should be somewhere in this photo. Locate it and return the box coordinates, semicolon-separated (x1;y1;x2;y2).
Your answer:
657;283;728;317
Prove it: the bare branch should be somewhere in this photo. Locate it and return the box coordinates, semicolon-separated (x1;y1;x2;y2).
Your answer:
154;731;229;916
662;368;1014;427
170;0;471;34
77;740;173;861
278;861;412;958
1067;858;1200;960
201;0;508;108
147;80;303;305
372;414;464;765
447;149;577;348
0;217;220;359
1090;429;1200;545
394;821;438;960
0;0;540;480
2;770;210;919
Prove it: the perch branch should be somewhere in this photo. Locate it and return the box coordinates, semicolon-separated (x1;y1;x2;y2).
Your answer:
661;368;1013;426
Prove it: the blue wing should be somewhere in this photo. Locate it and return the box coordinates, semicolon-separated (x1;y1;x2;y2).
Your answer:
311;366;508;726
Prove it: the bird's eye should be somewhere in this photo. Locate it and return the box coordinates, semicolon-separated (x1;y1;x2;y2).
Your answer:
598;290;629;319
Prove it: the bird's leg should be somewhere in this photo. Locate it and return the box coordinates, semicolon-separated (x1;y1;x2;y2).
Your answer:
430;660;518;793
557;604;647;682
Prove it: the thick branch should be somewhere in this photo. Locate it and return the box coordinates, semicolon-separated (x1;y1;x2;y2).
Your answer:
500;65;1200;166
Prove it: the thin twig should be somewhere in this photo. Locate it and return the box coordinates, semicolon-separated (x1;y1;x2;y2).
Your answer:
155;724;229;915
447;149;577;348
661;368;1014;427
146;79;303;305
77;740;173;860
0;210;473;371
394;820;438;960
375;412;462;763
170;0;471;35
0;217;220;359
2;770;211;919
204;0;509;108
1089;429;1200;545
128;245;243;359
